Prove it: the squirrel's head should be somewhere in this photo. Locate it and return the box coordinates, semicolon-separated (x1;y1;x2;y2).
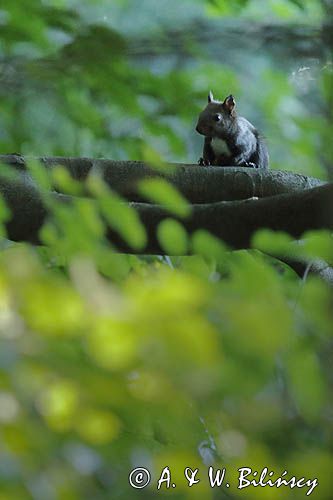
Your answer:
196;92;236;138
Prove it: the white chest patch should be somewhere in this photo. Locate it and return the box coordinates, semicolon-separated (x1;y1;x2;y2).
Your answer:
211;137;231;156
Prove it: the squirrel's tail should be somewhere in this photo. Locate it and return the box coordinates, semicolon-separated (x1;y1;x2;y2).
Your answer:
255;134;269;169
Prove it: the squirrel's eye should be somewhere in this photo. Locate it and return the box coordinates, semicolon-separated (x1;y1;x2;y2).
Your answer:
214;114;222;122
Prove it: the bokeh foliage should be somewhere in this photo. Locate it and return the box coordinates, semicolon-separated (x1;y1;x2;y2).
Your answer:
0;0;332;499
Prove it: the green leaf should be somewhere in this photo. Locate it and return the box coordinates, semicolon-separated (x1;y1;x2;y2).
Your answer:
252;229;295;256
288;0;305;10
206;0;249;16
138;178;191;218
191;230;227;261
88;176;147;251
51;166;84;196
140;144;169;172
287;351;327;421
302;230;333;262
26;159;52;191
157;219;188;255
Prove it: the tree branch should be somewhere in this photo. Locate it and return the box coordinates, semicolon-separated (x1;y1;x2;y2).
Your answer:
0;154;325;203
265;253;333;286
1;171;332;249
124;184;333;252
1;156;332;283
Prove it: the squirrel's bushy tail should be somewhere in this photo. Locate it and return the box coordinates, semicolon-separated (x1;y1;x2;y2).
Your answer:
254;133;269;169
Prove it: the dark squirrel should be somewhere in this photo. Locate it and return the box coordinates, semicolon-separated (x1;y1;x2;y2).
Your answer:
196;91;269;169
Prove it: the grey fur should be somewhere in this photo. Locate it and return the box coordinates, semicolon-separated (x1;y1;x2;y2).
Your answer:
196;95;269;168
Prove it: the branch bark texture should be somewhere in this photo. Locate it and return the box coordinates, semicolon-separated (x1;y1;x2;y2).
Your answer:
0;154;325;203
0;169;331;250
1;155;332;283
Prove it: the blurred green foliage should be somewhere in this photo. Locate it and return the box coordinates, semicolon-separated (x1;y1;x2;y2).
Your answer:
0;0;333;499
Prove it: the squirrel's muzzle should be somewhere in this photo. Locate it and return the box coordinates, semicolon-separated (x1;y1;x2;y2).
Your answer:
196;123;204;135
196;121;211;136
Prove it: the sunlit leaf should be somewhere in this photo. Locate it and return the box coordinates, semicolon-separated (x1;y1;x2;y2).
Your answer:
301;230;333;262
77;409;121;444
287;350;328;421
192;229;227;260
140;144;170;172
157;218;189;254
252;229;294;255
87;317;138;371
138;178;191;218
88;176;147;250
51;166;84;196
20;278;86;337
37;380;79;431
26;159;52;191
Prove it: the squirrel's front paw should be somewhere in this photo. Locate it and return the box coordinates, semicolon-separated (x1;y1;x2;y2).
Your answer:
198;157;211;166
245;162;257;168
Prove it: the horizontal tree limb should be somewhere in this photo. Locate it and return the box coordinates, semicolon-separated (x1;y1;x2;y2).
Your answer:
124;184;333;252
0;154;326;203
1;172;332;249
266;253;333;286
1;159;332;283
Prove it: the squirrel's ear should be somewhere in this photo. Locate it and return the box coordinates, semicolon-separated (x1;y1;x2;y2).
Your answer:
208;90;214;103
223;95;236;113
